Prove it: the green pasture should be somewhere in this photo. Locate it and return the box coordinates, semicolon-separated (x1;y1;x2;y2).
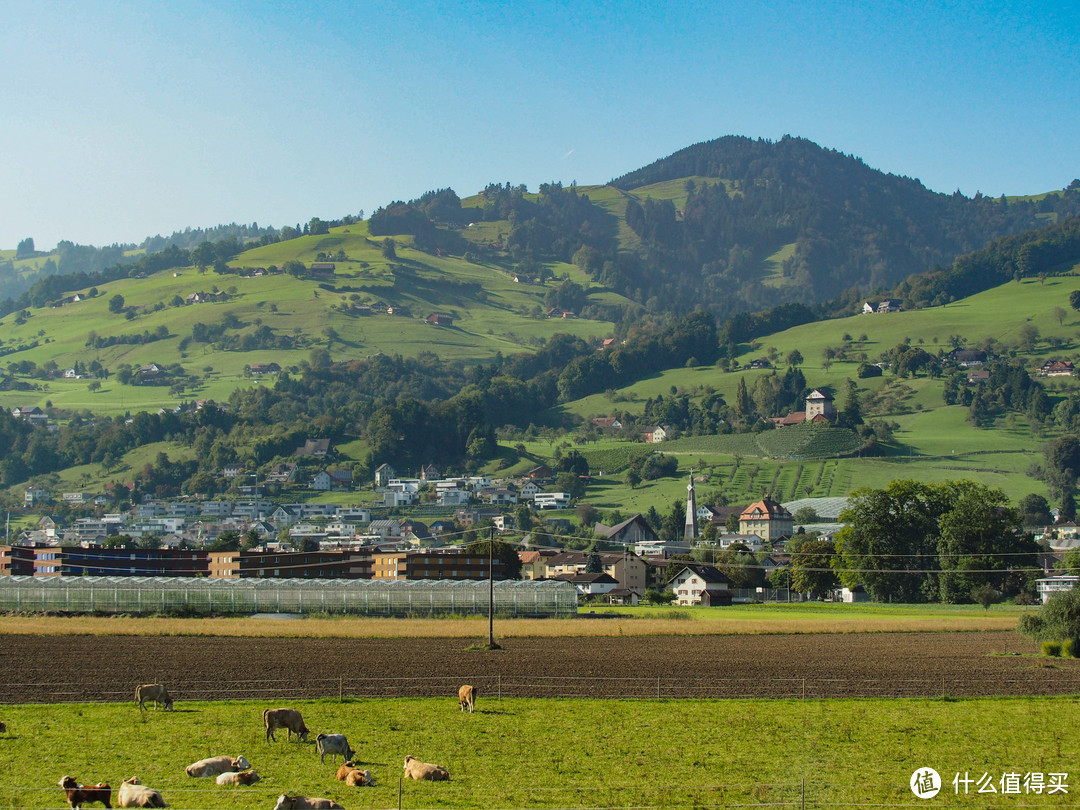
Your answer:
1;695;1077;808
585;601;1029;622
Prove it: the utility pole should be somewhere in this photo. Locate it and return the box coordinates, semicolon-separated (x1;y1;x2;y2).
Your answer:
487;526;500;650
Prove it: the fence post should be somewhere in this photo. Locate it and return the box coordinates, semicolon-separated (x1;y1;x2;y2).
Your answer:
498;674;502;700
802;678;806;700
801;777;805;810
398;777;403;810
657;676;661;700
339;676;343;703
941;675;946;701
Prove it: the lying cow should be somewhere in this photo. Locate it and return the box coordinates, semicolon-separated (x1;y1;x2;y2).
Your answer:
134;684;173;712
335;762;373;787
58;776;111;809
315;733;354;763
264;707;309;742
185;755;251;778
215;770;260;787
458;684;477;713
117;777;166;808
403;755;450;781
0;720;6;733
272;794;344;810
344;769;373;787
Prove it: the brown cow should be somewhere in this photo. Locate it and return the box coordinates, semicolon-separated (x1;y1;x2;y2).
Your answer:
458;684;477;713
58;776;111;809
263;707;309;742
117;777;166;808
403;755;450;781
272;794;344;810
344;769;373;787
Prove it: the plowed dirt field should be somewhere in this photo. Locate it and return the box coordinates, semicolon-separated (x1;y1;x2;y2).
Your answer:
3;630;1079;703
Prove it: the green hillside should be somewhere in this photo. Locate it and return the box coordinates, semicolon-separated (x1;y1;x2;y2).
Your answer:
0;220;631;416
542;273;1080;511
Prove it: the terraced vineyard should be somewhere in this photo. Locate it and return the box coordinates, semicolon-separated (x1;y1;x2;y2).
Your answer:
664;423;864;459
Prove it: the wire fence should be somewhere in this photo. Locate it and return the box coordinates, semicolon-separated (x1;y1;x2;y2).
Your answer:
6;672;1080;704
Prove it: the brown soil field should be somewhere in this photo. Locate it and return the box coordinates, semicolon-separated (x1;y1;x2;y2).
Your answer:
3;630;1078;703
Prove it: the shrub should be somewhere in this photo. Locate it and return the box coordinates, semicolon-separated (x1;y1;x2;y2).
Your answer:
1018;588;1080;641
1042;641;1062;657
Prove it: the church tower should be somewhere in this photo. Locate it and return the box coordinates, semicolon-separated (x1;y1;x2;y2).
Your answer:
684;470;698;541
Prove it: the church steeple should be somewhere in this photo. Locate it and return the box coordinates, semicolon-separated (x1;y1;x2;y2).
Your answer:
684;469;698;541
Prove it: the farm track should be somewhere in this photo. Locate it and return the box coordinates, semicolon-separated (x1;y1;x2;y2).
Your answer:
2;630;1077;702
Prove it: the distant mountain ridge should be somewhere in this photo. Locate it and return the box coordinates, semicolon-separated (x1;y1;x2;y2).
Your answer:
603;135;1080;318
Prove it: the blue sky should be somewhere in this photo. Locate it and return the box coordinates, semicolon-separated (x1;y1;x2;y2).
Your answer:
2;0;1077;250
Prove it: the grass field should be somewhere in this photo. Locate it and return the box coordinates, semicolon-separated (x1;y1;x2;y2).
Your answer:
0;695;1076;808
0;603;1025;638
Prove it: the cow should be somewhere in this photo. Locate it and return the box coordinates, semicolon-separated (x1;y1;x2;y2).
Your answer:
344;769;373;787
458;684;477;713
134;684;173;712
215;770;260;787
272;794;344;810
335;762;373;786
315;733;354;763
58;776;111;809
185;755;252;778
264;707;309;742
117;777;166;808
403;755;450;781
0;720;6;733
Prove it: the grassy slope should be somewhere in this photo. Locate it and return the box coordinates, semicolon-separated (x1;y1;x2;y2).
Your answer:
0;220;629;417
1;694;1075;808
542;273;1080;511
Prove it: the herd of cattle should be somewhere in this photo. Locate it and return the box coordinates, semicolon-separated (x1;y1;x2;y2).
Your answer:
39;682;479;809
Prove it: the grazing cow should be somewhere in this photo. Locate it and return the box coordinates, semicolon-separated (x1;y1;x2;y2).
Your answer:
117;777;166;808
215;770;260;787
403;755;450;781
315;733;354;763
458;684;477;713
344;769;373;787
58;776;111;809
272;794;344;810
185;755;252;778
264;708;309;742
134;684;173;712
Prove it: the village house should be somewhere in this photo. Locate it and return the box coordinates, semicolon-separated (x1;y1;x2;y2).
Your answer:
1041;359;1075;377
373;463;397;487
739;497;794;543
643;425;669;443
668;563;733;606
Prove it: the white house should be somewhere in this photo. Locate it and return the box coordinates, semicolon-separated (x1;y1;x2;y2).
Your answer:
1037;575;1079;603
668;563;732;606
534;492;570;509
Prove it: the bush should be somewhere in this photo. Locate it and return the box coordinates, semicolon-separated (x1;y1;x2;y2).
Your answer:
1043;641;1063;657
1018;588;1080;641
1069;637;1080;658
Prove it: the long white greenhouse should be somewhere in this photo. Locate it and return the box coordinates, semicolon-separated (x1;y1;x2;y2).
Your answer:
0;576;578;617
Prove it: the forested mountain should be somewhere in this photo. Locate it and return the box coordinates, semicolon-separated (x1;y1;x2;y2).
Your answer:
600;136;1080;319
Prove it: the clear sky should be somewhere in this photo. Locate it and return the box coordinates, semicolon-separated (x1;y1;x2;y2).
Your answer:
2;0;1077;250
